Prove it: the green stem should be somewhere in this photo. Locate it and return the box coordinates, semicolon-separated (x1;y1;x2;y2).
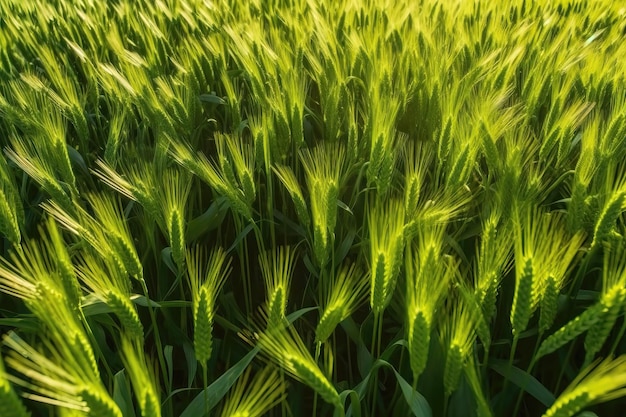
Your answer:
503;335;519;394
370;312;383;415
609;314;626;356
555;342;576;393
512;333;543;417
313;341;321;417
140;278;172;416
202;363;209;417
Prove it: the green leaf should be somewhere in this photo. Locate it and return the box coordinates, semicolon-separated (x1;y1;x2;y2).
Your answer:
489;359;556;407
113;370;136;417
81;294;113;316
339;389;361;417
130;294;162;308
226;222;256;253
186;198;228;242
161;247;177;274
67;145;89;175
393;366;432;417
179;307;315;417
345;359;430;417
183;341;198;388
164;345;174;394
199;93;226;105
179;347;260;417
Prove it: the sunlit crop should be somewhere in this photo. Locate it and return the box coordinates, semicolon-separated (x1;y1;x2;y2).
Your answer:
1;1;626;416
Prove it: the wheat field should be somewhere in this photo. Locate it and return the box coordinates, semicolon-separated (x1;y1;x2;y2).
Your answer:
1;0;626;416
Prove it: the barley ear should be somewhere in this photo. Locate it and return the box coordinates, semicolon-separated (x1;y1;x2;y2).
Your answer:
120;337;160;417
168;207;186;268
591;192;624;249
408;310;430;381
511;258;534;337
539;275;559;334
255;324;341;409
536;301;604;359
46;218;81;312
267;285;287;329
370;252;387;315
316;263;367;343
259;246;296;326
80;387;122;417
289;356;341;408
219;367;287;417
444;344;464;397
194;287;214;365
583;287;626;366
273;165;310;228
108;291;144;340
0;190;20;246
542;356;626;417
315;306;344;344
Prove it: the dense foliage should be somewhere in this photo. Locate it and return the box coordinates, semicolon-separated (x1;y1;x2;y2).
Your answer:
1;0;626;416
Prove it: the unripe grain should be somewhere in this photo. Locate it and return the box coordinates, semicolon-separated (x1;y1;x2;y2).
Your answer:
80;387;122;417
539;275;559;334
194;288;214;365
536;302;604;359
168;208;185;268
511;258;534;337
584;287;625;365
108;291;144;340
315;304;344;343
408;310;430;380
444;344;464;397
289;355;340;408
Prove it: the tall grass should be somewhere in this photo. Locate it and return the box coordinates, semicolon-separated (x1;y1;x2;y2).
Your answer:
1;0;626;416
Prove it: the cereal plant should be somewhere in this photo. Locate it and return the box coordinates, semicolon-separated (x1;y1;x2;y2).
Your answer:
1;0;626;416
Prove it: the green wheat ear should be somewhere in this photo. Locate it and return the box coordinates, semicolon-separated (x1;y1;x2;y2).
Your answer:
536;302;605;360
584;244;626;365
543;356;626;417
186;246;231;367
3;332;119;416
405;225;455;381
299;144;347;254
159;169;192;269
511;257;534;337
120;337;160;417
259;246;297;327
0;155;23;246
219;367;287;417
440;285;479;397
254;323;341;409
368;198;405;314
273;164;311;229
316;263;368;343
